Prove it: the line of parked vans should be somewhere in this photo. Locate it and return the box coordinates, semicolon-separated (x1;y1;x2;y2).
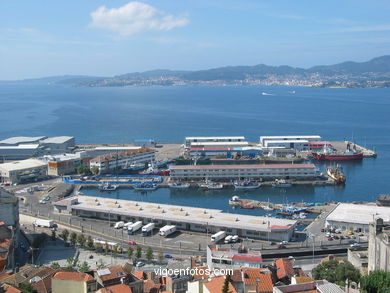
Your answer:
210;231;240;244
114;221;177;238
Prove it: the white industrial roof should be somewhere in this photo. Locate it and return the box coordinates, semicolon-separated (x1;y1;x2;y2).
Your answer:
260;135;321;140
190;142;249;146
58;195;297;232
94;146;141;151
0;158;47;172
186;136;245;140
0;136;47;145
40;136;74;144
326;203;390;225
265;140;309;144
42;152;84;162
0;144;41;150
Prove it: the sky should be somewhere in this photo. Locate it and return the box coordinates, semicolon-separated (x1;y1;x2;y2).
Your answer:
0;0;390;80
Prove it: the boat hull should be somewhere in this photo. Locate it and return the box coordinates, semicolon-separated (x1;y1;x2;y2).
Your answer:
312;152;363;161
234;184;261;190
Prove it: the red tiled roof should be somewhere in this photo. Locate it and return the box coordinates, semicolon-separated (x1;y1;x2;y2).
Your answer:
269;225;289;230
91;148;154;163
204;276;237;293
97;284;133;293
97;265;128;282
133;271;145;280
275;259;295;280
170;164;315;170
144;280;161;293
53;272;93;282
3;284;22;293
232;254;263;263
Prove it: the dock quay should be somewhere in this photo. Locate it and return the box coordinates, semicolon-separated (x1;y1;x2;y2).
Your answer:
345;140;377;157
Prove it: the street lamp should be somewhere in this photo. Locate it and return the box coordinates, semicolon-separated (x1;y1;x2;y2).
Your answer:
255;278;260;293
309;233;315;266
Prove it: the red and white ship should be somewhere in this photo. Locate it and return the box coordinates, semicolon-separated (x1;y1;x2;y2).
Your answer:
312;144;363;161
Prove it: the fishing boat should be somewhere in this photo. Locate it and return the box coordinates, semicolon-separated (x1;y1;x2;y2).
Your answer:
199;181;224;190
98;183;118;191
272;179;293;188
234;180;261;190
312;143;363;161
168;182;190;189
228;195;241;206
133;183;158;191
327;166;346;184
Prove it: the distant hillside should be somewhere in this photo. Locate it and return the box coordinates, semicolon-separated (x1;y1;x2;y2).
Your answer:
0;75;106;85
3;55;390;88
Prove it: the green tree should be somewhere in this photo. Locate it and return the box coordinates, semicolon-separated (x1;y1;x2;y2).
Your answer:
135;246;142;259
61;229;69;243
146;247;153;262
77;234;85;247
51;230;56;241
19;283;37;293
94;242;102;253
312;259;361;286
361;270;390;293
96;259;106;269
86;235;93;249
66;257;76;271
76;165;92;175
127;247;134;260
222;274;232;293
69;232;77;246
32;233;46;248
78;261;90;273
103;241;109;254
91;166;100;175
50;262;60;269
158;250;164;263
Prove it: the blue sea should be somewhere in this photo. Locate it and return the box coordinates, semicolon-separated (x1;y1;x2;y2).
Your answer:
0;83;389;215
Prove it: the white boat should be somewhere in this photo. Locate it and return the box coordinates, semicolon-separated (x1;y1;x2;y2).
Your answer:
272;179;293;188
234;180;261;190
199;181;224;190
98;183;118;191
262;205;273;211
133;183;158;191
299;212;307;219
168;182;190;189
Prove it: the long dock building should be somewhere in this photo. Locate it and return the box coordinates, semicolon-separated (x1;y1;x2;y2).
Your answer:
54;195;297;241
185;136;247;148
169;163;317;180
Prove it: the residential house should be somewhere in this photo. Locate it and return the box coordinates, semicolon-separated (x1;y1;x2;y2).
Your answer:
51;271;96;293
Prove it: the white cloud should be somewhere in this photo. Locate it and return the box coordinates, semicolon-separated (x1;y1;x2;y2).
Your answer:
90;1;189;36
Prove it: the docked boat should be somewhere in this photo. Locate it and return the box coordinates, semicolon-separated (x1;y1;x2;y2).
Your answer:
199;181;224;190
234;180;261;190
98;183;118;191
168;182;190;189
327;166;346;184
312;144;363;161
272;179;293;188
133;183;158;191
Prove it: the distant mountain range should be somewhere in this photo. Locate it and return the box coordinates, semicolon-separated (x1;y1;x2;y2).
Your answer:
4;55;390;88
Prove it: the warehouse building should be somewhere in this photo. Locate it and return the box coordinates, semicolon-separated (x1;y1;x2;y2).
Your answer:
0;144;43;160
89;148;155;174
259;135;321;147
40;136;75;154
169;164;317;180
0;158;47;184
0;136;75;160
0;136;47;146
325;203;390;233
263;140;309;151
189;141;250;149
42;152;91;176
185;136;246;148
188;146;263;158
53;195;297;241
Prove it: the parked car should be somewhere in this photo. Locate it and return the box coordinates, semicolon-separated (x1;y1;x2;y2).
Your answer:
333;235;340;240
350;243;361;248
280;240;288;245
127;241;137;245
136;262;145;267
327;237;334;241
277;244;286;249
164;254;173;259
